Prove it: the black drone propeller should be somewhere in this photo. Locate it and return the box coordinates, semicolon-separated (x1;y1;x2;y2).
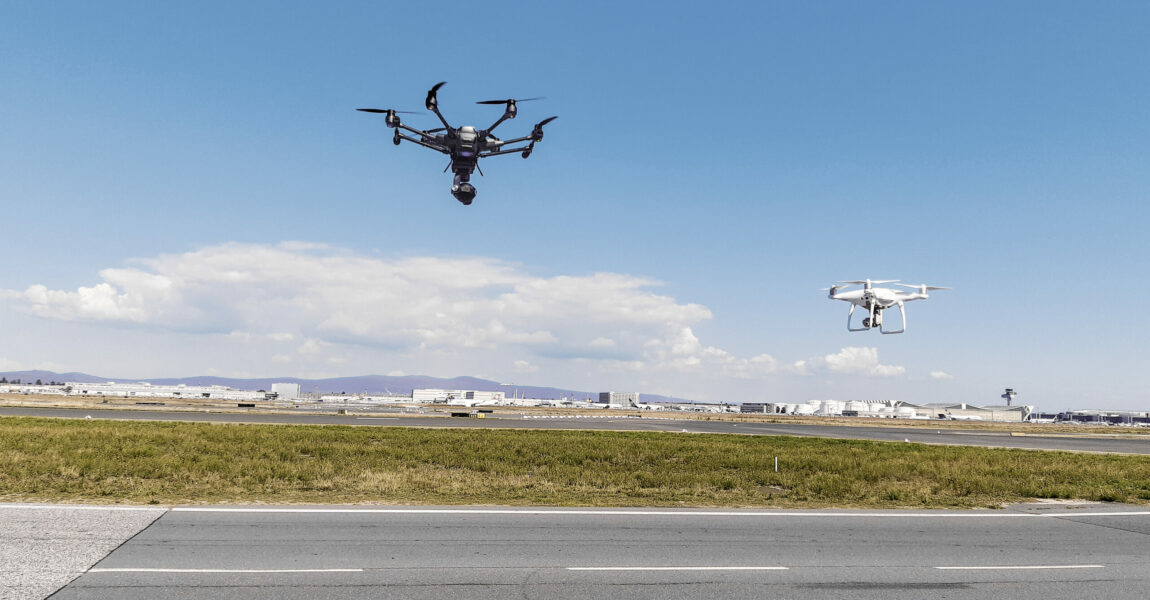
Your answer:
355;108;419;114
425;81;447;110
476;97;544;105
531;116;558;140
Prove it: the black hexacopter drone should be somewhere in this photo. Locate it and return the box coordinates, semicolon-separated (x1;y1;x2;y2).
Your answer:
358;82;557;205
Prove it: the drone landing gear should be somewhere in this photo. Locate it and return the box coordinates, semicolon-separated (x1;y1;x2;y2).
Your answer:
451;174;476;205
848;304;876;332
848;305;887;332
848;304;906;334
880;302;906;335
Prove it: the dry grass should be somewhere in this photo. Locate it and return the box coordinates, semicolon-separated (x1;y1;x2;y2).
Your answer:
2;416;1149;508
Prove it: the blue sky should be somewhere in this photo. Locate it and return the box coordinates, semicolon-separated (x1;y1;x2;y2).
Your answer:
1;1;1147;411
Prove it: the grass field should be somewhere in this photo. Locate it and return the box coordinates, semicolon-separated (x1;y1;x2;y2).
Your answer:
2;416;1149;508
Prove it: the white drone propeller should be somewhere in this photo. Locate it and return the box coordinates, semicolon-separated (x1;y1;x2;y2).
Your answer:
894;283;951;294
838;279;898;289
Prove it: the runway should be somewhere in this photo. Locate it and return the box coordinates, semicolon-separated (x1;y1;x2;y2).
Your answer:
14;504;1148;599
2;406;1149;454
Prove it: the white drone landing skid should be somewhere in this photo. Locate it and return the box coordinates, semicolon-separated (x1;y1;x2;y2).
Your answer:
847;302;905;334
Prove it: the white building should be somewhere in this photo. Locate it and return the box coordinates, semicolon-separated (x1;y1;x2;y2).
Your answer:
598;392;639;408
63;381;269;401
412;389;506;406
902;402;1032;422
271;383;301;401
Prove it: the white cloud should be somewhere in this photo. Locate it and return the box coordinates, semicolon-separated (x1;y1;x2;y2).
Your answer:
512;360;539;373
296;339;326;355
589;337;616;348
930;371;954;380
1;242;725;371
788;347;905;378
228;331;295;344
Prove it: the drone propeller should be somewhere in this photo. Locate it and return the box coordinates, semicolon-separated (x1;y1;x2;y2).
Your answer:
838;279;897;290
357;108;420;114
425;81;447;110
895;283;951;293
531;116;558;141
476;97;544;105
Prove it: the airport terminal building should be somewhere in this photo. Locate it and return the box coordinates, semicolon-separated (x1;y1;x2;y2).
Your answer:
0;381;273;401
745;399;1034;422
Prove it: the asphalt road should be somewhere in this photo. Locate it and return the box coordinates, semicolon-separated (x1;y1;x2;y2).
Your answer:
42;505;1150;600
3;406;1149;454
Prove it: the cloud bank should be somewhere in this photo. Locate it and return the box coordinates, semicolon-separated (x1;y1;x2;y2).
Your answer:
3;242;911;389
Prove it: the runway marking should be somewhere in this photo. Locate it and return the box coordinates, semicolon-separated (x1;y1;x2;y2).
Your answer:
0;504;163;512
936;565;1105;571
567;566;788;571
89;568;364;574
356;417;399;420
170;507;1150;518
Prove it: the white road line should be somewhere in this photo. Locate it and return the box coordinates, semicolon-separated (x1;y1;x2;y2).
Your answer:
355;417;399;420
1027;511;1150;517
169;507;1150;518
0;504;162;512
936;565;1105;570
171;508;1027;517
567;566;788;571
89;568;364;574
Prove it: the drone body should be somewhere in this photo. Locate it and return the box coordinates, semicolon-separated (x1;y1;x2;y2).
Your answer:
358;82;557;205
826;279;949;334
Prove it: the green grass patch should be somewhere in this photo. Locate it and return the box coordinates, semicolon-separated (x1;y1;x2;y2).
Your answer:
2;416;1148;508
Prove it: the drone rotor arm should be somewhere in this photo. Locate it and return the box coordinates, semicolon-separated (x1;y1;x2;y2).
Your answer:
490;133;533;146
478;144;533;158
428;105;453;132
394;122;438;138
485;114;512;134
393;131;449;154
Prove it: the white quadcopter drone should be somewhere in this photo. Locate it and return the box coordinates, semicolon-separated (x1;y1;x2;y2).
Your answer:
826;279;949;334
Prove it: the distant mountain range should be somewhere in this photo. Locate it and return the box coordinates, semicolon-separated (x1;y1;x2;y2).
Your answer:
0;370;696;404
